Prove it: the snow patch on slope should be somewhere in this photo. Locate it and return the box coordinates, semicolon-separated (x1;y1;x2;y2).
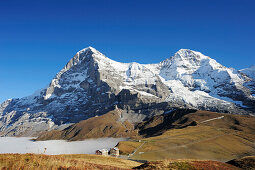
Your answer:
240;66;255;80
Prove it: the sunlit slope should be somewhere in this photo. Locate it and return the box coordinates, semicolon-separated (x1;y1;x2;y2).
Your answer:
36;109;139;141
134;159;240;170
0;154;141;170
118;111;255;161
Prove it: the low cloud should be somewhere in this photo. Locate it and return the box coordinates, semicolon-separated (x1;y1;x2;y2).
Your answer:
0;137;126;155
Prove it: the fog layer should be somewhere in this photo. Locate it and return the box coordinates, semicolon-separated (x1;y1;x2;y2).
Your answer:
0;137;126;155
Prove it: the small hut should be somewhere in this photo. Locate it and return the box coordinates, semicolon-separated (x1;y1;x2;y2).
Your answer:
109;147;119;156
95;149;108;156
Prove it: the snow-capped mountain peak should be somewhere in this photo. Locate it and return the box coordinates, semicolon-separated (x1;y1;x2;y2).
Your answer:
0;47;254;137
76;46;106;60
68;46;106;67
174;49;208;60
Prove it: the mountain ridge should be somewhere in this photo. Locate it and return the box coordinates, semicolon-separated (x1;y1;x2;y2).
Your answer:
0;47;254;136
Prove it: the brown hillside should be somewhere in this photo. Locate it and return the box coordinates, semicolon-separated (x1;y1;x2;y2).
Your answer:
0;153;141;169
118;111;255;161
36;109;139;141
36;109;255;162
134;159;240;170
227;156;255;169
136;109;198;137
136;110;255;137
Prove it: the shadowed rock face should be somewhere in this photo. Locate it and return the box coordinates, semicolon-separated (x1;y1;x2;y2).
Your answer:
0;47;254;136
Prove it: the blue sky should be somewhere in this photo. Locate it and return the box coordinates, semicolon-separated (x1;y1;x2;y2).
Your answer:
0;0;255;103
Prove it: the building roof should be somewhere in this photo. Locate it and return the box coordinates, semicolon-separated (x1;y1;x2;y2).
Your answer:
112;147;119;151
99;149;108;153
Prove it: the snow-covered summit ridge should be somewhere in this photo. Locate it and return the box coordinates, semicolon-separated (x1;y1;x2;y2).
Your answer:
33;47;255;105
0;46;254;137
175;49;208;60
61;46;104;72
160;49;220;68
43;46;110;100
147;49;232;83
144;49;254;109
7;47;254;106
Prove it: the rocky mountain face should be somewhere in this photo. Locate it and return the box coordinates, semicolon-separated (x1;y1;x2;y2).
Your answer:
240;66;255;95
240;65;255;80
0;47;254;136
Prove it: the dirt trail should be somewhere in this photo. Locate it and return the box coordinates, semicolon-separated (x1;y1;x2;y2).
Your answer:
129;142;146;157
200;116;224;123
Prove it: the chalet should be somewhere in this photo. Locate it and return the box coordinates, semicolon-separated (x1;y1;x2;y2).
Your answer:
95;149;108;156
109;147;119;156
